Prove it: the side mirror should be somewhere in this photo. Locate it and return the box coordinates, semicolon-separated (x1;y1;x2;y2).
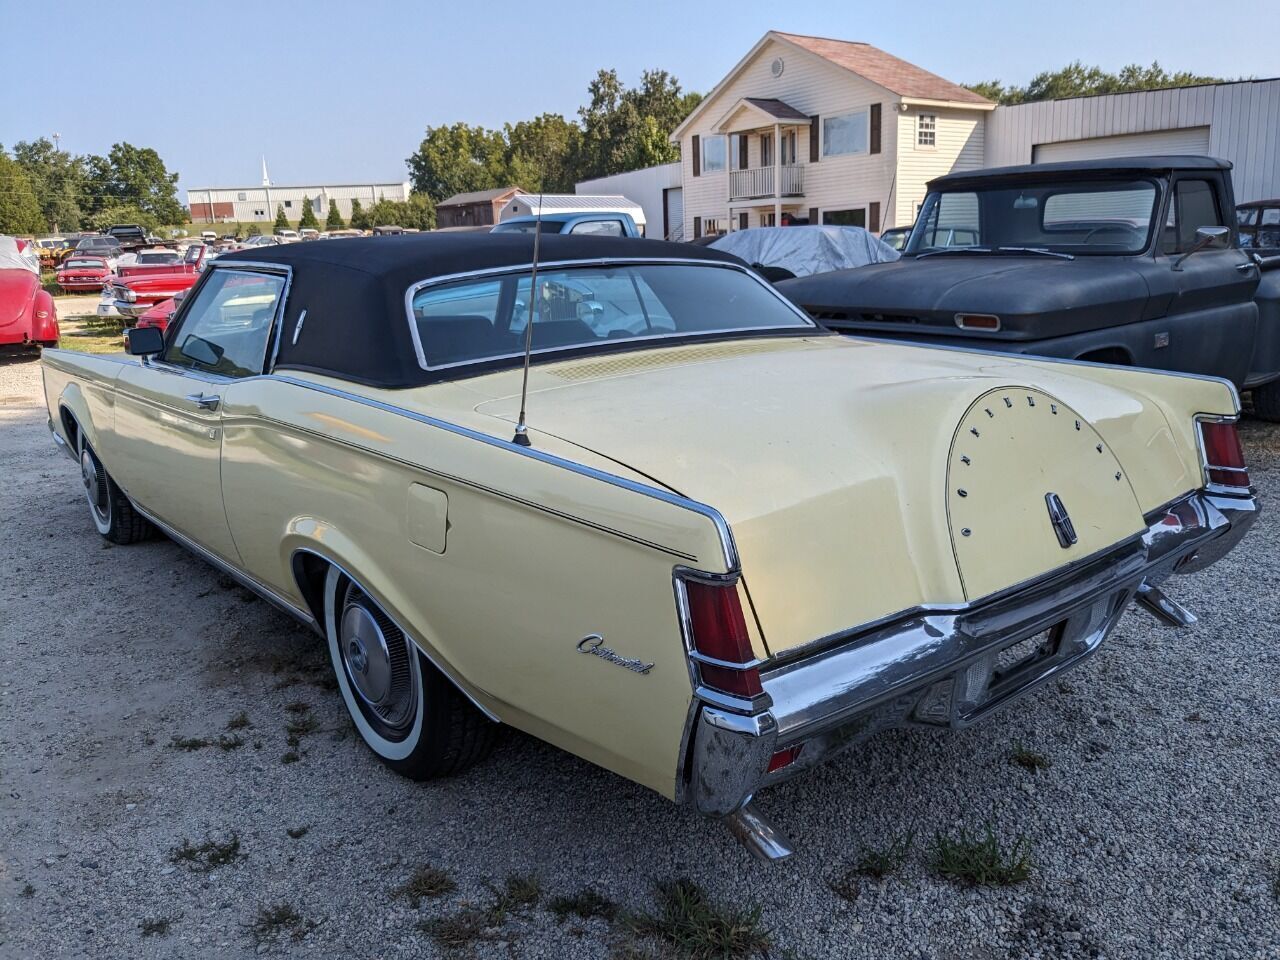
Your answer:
1173;225;1231;270
125;326;165;357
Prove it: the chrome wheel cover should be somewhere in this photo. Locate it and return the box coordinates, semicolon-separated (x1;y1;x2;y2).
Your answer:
80;448;110;527
338;587;417;737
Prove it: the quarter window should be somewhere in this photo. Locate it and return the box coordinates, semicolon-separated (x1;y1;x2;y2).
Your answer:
163;269;285;378
917;114;937;147
701;135;727;173
823;111;868;157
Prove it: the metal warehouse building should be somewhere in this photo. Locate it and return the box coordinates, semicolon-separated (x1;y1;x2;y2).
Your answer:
187;181;411;223
986;77;1280;202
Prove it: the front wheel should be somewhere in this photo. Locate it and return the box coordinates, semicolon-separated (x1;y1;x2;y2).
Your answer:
80;443;153;544
323;567;496;780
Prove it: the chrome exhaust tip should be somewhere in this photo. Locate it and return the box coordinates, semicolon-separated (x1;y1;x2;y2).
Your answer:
723;801;794;862
1136;582;1198;627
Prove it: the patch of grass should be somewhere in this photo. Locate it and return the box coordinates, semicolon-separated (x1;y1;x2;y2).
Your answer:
551;887;619;923
418;908;492;949
1009;742;1052;773
394;865;457;907
20;883;34;898
281;750;301;764
217;734;245;751
57;316;128;355
286;713;321;738
139;916;173;937
487;873;541;918
284;700;311;714
286;826;309;840
930;824;1032;887
627;879;771;960
225;711;251;731
170;833;243;871
170;735;212;752
855;828;915;879
250;902;314;944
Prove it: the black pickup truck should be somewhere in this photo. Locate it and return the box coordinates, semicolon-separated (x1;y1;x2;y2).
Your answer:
778;156;1280;418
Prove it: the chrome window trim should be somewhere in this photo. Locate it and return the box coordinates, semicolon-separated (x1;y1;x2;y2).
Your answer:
402;257;819;374
266;374;741;572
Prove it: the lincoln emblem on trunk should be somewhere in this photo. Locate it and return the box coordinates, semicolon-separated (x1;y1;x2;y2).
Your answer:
1045;492;1078;548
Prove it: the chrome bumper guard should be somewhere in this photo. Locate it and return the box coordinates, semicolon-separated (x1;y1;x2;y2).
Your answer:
688;490;1258;818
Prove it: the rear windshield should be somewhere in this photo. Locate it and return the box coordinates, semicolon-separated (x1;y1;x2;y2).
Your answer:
906;178;1159;255
77;237;120;250
136;252;181;264
408;262;813;369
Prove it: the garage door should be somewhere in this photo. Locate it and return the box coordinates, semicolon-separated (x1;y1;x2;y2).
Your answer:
1032;127;1211;163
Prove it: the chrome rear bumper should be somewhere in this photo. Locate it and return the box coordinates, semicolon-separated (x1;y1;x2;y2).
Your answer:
687;490;1258;819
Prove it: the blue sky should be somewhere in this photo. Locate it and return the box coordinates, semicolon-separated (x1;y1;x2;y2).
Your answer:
3;0;1276;197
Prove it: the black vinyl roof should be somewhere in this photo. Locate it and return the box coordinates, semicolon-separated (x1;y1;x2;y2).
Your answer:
929;155;1232;190
217;233;744;388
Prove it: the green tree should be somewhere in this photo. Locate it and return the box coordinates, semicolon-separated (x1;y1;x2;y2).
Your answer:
348;197;369;230
365;194;436;231
298;197;320;230
85;204;160;234
273;204;290;233
505;113;582;193
406;122;512;203
576;68;700;181
81;142;185;224
325;200;345;230
12;137;84;232
0;148;45;234
966;61;1225;105
246;223;262;236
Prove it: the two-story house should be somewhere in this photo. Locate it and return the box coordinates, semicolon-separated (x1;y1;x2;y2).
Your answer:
671;31;994;239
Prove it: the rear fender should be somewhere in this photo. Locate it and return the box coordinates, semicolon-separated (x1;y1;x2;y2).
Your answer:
32;290;59;342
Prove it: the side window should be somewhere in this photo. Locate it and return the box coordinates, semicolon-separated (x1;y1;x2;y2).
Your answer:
162;269;285;378
1162;179;1224;253
918;192;980;247
569;219;624;237
1260;207;1280;249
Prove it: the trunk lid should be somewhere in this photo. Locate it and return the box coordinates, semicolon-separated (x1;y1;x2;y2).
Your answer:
471;336;1152;655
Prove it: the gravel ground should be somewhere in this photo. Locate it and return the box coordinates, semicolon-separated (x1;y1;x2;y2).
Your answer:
1;354;1277;960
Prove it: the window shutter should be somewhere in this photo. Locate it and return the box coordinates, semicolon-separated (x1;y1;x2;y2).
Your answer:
692;135;701;177
693;216;702;239
739;212;748;231
870;104;881;155
809;116;820;162
808;206;819;225
870;202;881;233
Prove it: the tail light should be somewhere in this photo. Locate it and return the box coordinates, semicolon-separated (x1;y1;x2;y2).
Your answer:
680;577;763;699
1197;417;1249;491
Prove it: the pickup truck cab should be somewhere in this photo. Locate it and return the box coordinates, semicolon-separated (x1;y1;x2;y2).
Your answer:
779;157;1278;411
106;224;150;254
108;243;206;318
492;211;643;238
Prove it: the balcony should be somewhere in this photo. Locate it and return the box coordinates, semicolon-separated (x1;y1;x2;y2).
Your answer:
728;164;805;202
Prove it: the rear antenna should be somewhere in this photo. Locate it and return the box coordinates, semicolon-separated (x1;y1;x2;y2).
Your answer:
512;192;544;447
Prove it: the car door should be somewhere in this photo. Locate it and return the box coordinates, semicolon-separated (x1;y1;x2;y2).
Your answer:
1152;174;1258;385
112;264;288;563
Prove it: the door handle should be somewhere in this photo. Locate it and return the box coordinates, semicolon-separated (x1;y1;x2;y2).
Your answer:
184;392;221;411
1237;261;1257;272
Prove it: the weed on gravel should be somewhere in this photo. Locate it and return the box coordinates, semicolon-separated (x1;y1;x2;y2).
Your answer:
250;902;314;945
1009;742;1052;772
394;865;457;907
225;711;251;731
551;887;619;923
487;873;541;917
418;907;493;949
19;883;34;898
286;825;309;839
139;916;174;937
930;824;1032;887
828;828;916;902
627;878;771;960
170;833;244;871
170;735;212;752
217;733;245;751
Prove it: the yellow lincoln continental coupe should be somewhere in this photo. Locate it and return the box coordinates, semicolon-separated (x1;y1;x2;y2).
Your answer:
41;234;1258;859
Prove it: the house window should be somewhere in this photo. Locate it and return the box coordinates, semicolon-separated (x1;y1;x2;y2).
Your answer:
781;130;797;165
760;134;772;168
823;208;867;228
762;211;777;227
701;135;727;173
702;218;725;236
237;191;247;201
284;200;293;209
917;114;937;148
823;111;868;157
253;209;265;217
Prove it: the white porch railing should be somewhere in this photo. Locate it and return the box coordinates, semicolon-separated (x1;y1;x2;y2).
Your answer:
728;164;805;201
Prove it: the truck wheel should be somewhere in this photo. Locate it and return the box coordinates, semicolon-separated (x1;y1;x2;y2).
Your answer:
323;566;496;780
1252;379;1280;422
79;443;153;544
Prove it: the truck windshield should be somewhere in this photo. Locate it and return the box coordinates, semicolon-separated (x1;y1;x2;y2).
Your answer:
905;178;1159;256
409;261;813;369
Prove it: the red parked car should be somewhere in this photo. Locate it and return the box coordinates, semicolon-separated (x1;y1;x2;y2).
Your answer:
107;244;206;318
55;255;112;292
0;237;59;354
133;295;180;332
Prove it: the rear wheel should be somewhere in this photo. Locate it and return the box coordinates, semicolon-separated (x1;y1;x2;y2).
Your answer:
323;566;496;780
79;443;153;544
1252;379;1280;422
